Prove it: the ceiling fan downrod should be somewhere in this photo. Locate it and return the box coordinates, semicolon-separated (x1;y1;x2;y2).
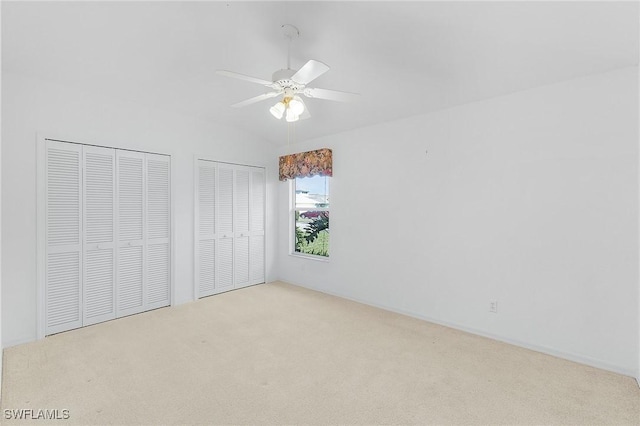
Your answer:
281;24;299;71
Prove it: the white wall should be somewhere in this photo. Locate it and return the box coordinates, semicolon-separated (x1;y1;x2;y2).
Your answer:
2;72;279;347
0;23;3;392
277;67;639;377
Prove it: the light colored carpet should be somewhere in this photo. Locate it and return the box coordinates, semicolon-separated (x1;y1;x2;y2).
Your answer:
2;281;639;425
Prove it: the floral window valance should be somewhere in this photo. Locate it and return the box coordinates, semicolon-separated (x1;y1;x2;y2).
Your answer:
279;148;332;181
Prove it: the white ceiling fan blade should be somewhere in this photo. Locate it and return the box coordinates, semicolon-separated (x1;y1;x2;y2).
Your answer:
231;92;279;108
216;70;274;87
291;60;330;85
303;87;360;102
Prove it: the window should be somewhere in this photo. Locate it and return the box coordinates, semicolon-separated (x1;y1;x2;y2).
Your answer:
292;175;329;258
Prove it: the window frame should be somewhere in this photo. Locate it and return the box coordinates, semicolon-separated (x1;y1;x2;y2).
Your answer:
290;176;330;261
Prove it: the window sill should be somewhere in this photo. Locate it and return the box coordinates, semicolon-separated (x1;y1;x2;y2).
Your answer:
289;253;330;263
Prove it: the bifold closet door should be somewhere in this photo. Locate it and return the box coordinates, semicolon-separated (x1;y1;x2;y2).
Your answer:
196;160;265;298
116;150;145;317
196;160;216;298
217;164;235;291
234;167;250;288
45;141;83;335
116;152;170;315
249;168;265;284
44;141;170;335
82;145;116;326
145;154;171;309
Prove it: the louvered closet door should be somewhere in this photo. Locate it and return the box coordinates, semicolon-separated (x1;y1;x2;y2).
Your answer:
249;168;265;284
217;164;234;291
116;150;146;317
196;160;216;298
45;141;83;335
234;167;251;288
145;153;171;309
82;146;116;326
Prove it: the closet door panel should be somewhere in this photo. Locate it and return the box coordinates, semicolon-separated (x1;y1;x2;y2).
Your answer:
217;165;234;290
250;235;265;284
116;151;145;317
83;146;116;326
234;237;249;287
218;166;234;236
198;239;215;296
46;252;82;334
250;169;265;284
147;155;170;240
250;169;265;234
147;242;169;306
234;168;250;288
217;238;234;290
196;160;216;297
235;169;250;233
117;245;143;312
84;250;115;323
45;140;83;335
145;154;170;308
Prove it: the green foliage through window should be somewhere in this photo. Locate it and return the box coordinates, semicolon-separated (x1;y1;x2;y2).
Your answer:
295;211;329;257
294;176;329;257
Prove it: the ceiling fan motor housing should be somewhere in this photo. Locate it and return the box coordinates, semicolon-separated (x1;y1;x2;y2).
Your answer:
272;68;303;91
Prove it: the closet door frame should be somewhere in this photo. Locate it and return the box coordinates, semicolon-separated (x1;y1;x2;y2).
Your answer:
37;134;175;340
193;156;266;299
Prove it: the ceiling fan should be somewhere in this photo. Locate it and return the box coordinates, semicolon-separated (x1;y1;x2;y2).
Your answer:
216;24;359;123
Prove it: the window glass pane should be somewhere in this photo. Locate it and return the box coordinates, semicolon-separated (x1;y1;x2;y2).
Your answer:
294;175;329;258
295;210;329;257
295;176;329;208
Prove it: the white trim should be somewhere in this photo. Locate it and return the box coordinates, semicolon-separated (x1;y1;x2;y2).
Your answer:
195;156;266;170
193;155;200;300
288;253;330;263
170;154;176;307
283;280;639;379
3;337;38;349
36;134;46;340
636;28;640;387
637;32;640;388
289;179;294;255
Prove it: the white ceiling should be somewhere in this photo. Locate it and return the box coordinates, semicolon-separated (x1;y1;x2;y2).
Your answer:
3;1;638;145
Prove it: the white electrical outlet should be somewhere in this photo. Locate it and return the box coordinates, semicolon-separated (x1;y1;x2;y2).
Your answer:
489;300;498;313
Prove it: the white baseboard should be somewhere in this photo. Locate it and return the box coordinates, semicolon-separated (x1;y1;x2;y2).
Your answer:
4;336;36;349
280;280;638;379
0;348;3;400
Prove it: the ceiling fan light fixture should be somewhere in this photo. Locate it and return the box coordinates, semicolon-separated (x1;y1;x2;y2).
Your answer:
285;108;299;122
270;101;285;119
289;97;305;115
